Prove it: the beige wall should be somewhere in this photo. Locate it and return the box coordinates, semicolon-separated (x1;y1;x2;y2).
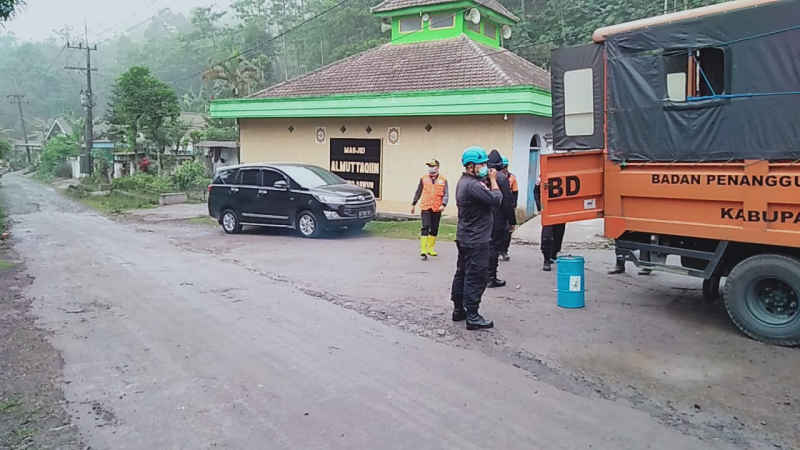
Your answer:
240;115;514;214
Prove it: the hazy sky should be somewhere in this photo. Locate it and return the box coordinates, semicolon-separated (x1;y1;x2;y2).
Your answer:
3;0;233;42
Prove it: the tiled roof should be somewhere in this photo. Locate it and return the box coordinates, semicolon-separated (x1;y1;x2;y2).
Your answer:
372;0;519;22
180;112;208;131
251;36;549;99
198;140;239;149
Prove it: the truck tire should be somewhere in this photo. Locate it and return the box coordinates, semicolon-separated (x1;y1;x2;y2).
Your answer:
723;254;800;346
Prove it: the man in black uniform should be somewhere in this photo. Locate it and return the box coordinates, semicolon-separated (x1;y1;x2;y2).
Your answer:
486;149;516;287
541;222;566;271
450;147;502;330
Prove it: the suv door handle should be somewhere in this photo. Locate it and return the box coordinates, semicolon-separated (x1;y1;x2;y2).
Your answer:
230;187;239;193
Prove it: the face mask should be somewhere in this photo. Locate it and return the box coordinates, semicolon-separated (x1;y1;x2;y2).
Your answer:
477;166;489;178
428;167;439;176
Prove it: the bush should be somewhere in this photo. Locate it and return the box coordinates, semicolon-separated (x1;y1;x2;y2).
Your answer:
171;161;209;192
111;173;174;195
0;138;10;161
38;136;80;178
55;163;73;178
66;184;91;199
79;172;111;191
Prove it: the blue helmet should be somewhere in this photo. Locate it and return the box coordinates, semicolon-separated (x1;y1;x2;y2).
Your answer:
501;156;509;167
462;146;489;166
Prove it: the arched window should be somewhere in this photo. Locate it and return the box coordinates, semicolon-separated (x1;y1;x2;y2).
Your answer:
530;134;542;150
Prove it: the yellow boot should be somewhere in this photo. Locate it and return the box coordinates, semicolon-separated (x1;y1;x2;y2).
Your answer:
427;236;438;256
420;236;428;260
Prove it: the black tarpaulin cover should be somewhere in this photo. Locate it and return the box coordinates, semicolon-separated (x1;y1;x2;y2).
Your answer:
604;0;800;162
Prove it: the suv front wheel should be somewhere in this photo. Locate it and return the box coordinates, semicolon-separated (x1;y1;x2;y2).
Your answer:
221;209;242;234
297;211;322;238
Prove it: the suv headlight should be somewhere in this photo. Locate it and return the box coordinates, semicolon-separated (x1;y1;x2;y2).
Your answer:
315;194;345;205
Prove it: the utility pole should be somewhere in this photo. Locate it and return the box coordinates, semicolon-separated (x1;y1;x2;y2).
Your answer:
7;94;31;164
66;25;98;175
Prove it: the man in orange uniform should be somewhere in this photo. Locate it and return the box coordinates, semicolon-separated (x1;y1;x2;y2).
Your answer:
500;156;518;261
411;159;449;260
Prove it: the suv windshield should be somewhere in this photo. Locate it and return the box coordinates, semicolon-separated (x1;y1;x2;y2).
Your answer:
280;165;346;188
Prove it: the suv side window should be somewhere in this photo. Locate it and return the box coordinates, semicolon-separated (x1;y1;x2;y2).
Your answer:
261;169;285;188
214;169;238;184
239;169;260;186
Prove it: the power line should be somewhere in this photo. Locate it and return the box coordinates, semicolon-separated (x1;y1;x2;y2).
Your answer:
96;7;170;44
169;0;353;85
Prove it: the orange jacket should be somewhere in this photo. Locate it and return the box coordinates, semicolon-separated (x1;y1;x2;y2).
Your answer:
413;175;448;212
508;173;519;208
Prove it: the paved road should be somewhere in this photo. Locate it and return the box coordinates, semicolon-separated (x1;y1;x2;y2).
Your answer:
2;173;733;449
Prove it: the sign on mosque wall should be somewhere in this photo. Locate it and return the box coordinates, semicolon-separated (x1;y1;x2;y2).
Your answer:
329;138;382;198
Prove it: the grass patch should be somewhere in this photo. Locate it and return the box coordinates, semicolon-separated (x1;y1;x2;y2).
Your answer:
187;216;217;226
0;259;15;271
75;192;157;214
364;220;457;241
0;398;21;412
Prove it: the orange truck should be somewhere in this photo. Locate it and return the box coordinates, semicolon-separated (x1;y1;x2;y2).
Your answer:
541;0;800;345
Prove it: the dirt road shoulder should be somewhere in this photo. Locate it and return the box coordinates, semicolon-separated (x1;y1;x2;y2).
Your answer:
0;225;81;448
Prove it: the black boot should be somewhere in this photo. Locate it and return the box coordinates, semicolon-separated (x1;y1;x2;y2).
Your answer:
608;255;625;274
488;278;506;288
452;301;466;322
543;260;552;272
466;311;494;330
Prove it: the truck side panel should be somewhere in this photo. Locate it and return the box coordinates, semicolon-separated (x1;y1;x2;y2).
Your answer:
604;160;800;248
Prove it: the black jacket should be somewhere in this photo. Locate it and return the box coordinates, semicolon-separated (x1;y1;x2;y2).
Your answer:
487;150;517;228
455;173;502;246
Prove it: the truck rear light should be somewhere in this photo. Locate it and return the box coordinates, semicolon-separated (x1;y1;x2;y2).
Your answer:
207;184;212;192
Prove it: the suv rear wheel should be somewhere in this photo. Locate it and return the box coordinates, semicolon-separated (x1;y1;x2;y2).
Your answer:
221;209;242;234
297;211;322;238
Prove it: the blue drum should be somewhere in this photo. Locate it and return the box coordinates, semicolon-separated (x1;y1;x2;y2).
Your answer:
557;256;585;309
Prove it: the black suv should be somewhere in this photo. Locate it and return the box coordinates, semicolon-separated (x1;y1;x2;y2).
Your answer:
208;163;376;237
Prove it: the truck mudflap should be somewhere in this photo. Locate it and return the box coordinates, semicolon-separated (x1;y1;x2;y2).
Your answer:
540;150;605;226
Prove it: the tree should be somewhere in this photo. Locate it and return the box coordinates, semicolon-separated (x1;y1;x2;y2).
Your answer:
151;118;190;173
0;0;24;21
0;137;10;161
203;53;264;98
106;66;180;167
204;118;238;141
502;0;727;68
38;135;80;178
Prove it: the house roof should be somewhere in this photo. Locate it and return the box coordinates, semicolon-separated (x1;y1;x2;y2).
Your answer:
372;0;519;22
45;119;75;141
180;112;207;131
251;35;549;99
198;140;239;149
